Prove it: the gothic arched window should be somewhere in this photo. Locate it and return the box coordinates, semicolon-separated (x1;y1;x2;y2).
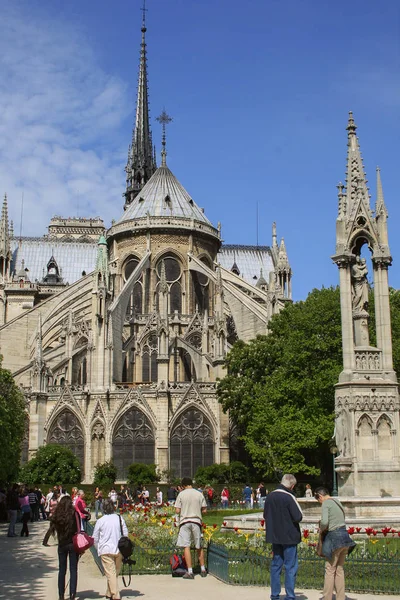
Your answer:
142;333;158;382
124;256;143;318
156;256;183;314
191;258;210;313
112;407;155;479
48;410;85;473
170;408;214;479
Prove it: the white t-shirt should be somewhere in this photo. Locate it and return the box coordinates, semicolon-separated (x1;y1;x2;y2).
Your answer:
93;514;128;556
156;491;163;504
175;487;207;526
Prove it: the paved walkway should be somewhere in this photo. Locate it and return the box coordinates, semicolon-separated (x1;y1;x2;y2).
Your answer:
1;521;399;600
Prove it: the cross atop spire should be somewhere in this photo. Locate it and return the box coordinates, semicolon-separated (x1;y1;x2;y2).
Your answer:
156;109;173;166
141;0;148;29
124;1;157;210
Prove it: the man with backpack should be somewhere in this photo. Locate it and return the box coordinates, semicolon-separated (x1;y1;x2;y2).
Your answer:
175;477;207;579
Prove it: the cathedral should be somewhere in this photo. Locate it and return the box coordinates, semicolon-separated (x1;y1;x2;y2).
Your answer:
0;14;292;483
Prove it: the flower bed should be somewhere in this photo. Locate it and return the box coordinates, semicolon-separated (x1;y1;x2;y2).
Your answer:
89;504;400;593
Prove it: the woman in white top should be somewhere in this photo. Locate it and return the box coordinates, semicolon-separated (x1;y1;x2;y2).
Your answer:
93;499;128;600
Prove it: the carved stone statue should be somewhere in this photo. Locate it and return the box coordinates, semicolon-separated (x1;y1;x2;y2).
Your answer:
351;256;369;314
335;407;350;458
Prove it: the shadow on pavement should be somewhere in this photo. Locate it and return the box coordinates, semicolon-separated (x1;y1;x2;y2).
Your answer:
0;522;57;599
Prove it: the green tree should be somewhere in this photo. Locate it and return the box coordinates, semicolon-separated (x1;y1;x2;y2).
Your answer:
217;287;343;478
0;360;26;484
217;286;400;479
126;463;159;486
93;461;117;488
20;444;81;485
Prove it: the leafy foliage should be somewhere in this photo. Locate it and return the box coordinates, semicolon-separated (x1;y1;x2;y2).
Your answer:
20;444;81;485
218;286;400;478
0;360;26;484
217;288;343;478
93;461;117;488
126;463;159;486
194;461;249;486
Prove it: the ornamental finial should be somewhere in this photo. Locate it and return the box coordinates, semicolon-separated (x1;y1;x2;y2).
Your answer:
156;109;173;166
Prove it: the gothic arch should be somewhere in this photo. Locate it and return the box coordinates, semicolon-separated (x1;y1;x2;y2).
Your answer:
152;247;186;267
170;406;215;479
47;409;85;473
357;414;374;462
377;414;393;460
111;406;155;480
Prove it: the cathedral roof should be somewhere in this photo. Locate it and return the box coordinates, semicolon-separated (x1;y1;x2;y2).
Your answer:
117;164;212;226
218;245;274;286
11;238;98;284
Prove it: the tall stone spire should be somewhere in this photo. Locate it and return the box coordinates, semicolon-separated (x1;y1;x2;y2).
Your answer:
124;1;157;210
0;193;12;280
344;111;369;221
375;167;387;216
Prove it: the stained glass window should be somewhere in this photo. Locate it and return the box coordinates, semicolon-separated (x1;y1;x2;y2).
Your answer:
48;410;85;473
112;408;155;479
170;408;214;478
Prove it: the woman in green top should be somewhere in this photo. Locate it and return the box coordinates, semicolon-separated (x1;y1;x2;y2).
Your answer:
314;486;355;600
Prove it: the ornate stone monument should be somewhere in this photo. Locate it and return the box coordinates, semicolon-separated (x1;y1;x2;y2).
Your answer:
332;112;400;496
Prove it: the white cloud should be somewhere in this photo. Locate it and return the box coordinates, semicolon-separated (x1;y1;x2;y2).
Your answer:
0;3;132;235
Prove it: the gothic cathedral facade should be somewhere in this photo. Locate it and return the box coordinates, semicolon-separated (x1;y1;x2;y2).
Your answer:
0;16;292;482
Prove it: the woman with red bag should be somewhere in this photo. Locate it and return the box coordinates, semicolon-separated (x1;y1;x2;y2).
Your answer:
52;495;79;600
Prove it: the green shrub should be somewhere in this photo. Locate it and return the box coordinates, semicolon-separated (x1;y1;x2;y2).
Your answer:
126;463;159;486
20;444;81;485
194;462;249;487
93;461;117;488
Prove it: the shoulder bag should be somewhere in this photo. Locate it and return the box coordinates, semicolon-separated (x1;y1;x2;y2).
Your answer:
118;514;135;588
72;511;94;554
316;498;345;558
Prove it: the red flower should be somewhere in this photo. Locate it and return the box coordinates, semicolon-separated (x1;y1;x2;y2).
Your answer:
260;519;265;527
234;527;239;532
356;527;362;533
202;523;207;530
161;519;166;525
347;527;355;535
372;530;377;536
303;529;309;539
213;524;218;529
223;521;227;527
365;527;373;536
381;527;392;537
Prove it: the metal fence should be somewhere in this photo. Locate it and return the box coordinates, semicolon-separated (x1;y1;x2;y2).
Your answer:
207;542;400;595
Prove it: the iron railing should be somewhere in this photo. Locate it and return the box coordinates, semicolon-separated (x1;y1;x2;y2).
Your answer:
207;542;400;595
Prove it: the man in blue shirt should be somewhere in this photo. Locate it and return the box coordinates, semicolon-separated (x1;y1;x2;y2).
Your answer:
242;484;252;508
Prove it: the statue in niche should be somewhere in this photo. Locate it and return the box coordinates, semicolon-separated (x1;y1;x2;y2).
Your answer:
351;256;369;314
335;407;350;458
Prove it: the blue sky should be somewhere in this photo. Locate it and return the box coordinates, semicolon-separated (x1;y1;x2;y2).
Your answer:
0;0;399;300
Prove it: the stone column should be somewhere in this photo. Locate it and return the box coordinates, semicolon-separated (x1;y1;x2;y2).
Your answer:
373;260;393;371
337;260;355;374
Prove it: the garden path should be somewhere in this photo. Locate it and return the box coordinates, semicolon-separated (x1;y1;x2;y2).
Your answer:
0;521;398;600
